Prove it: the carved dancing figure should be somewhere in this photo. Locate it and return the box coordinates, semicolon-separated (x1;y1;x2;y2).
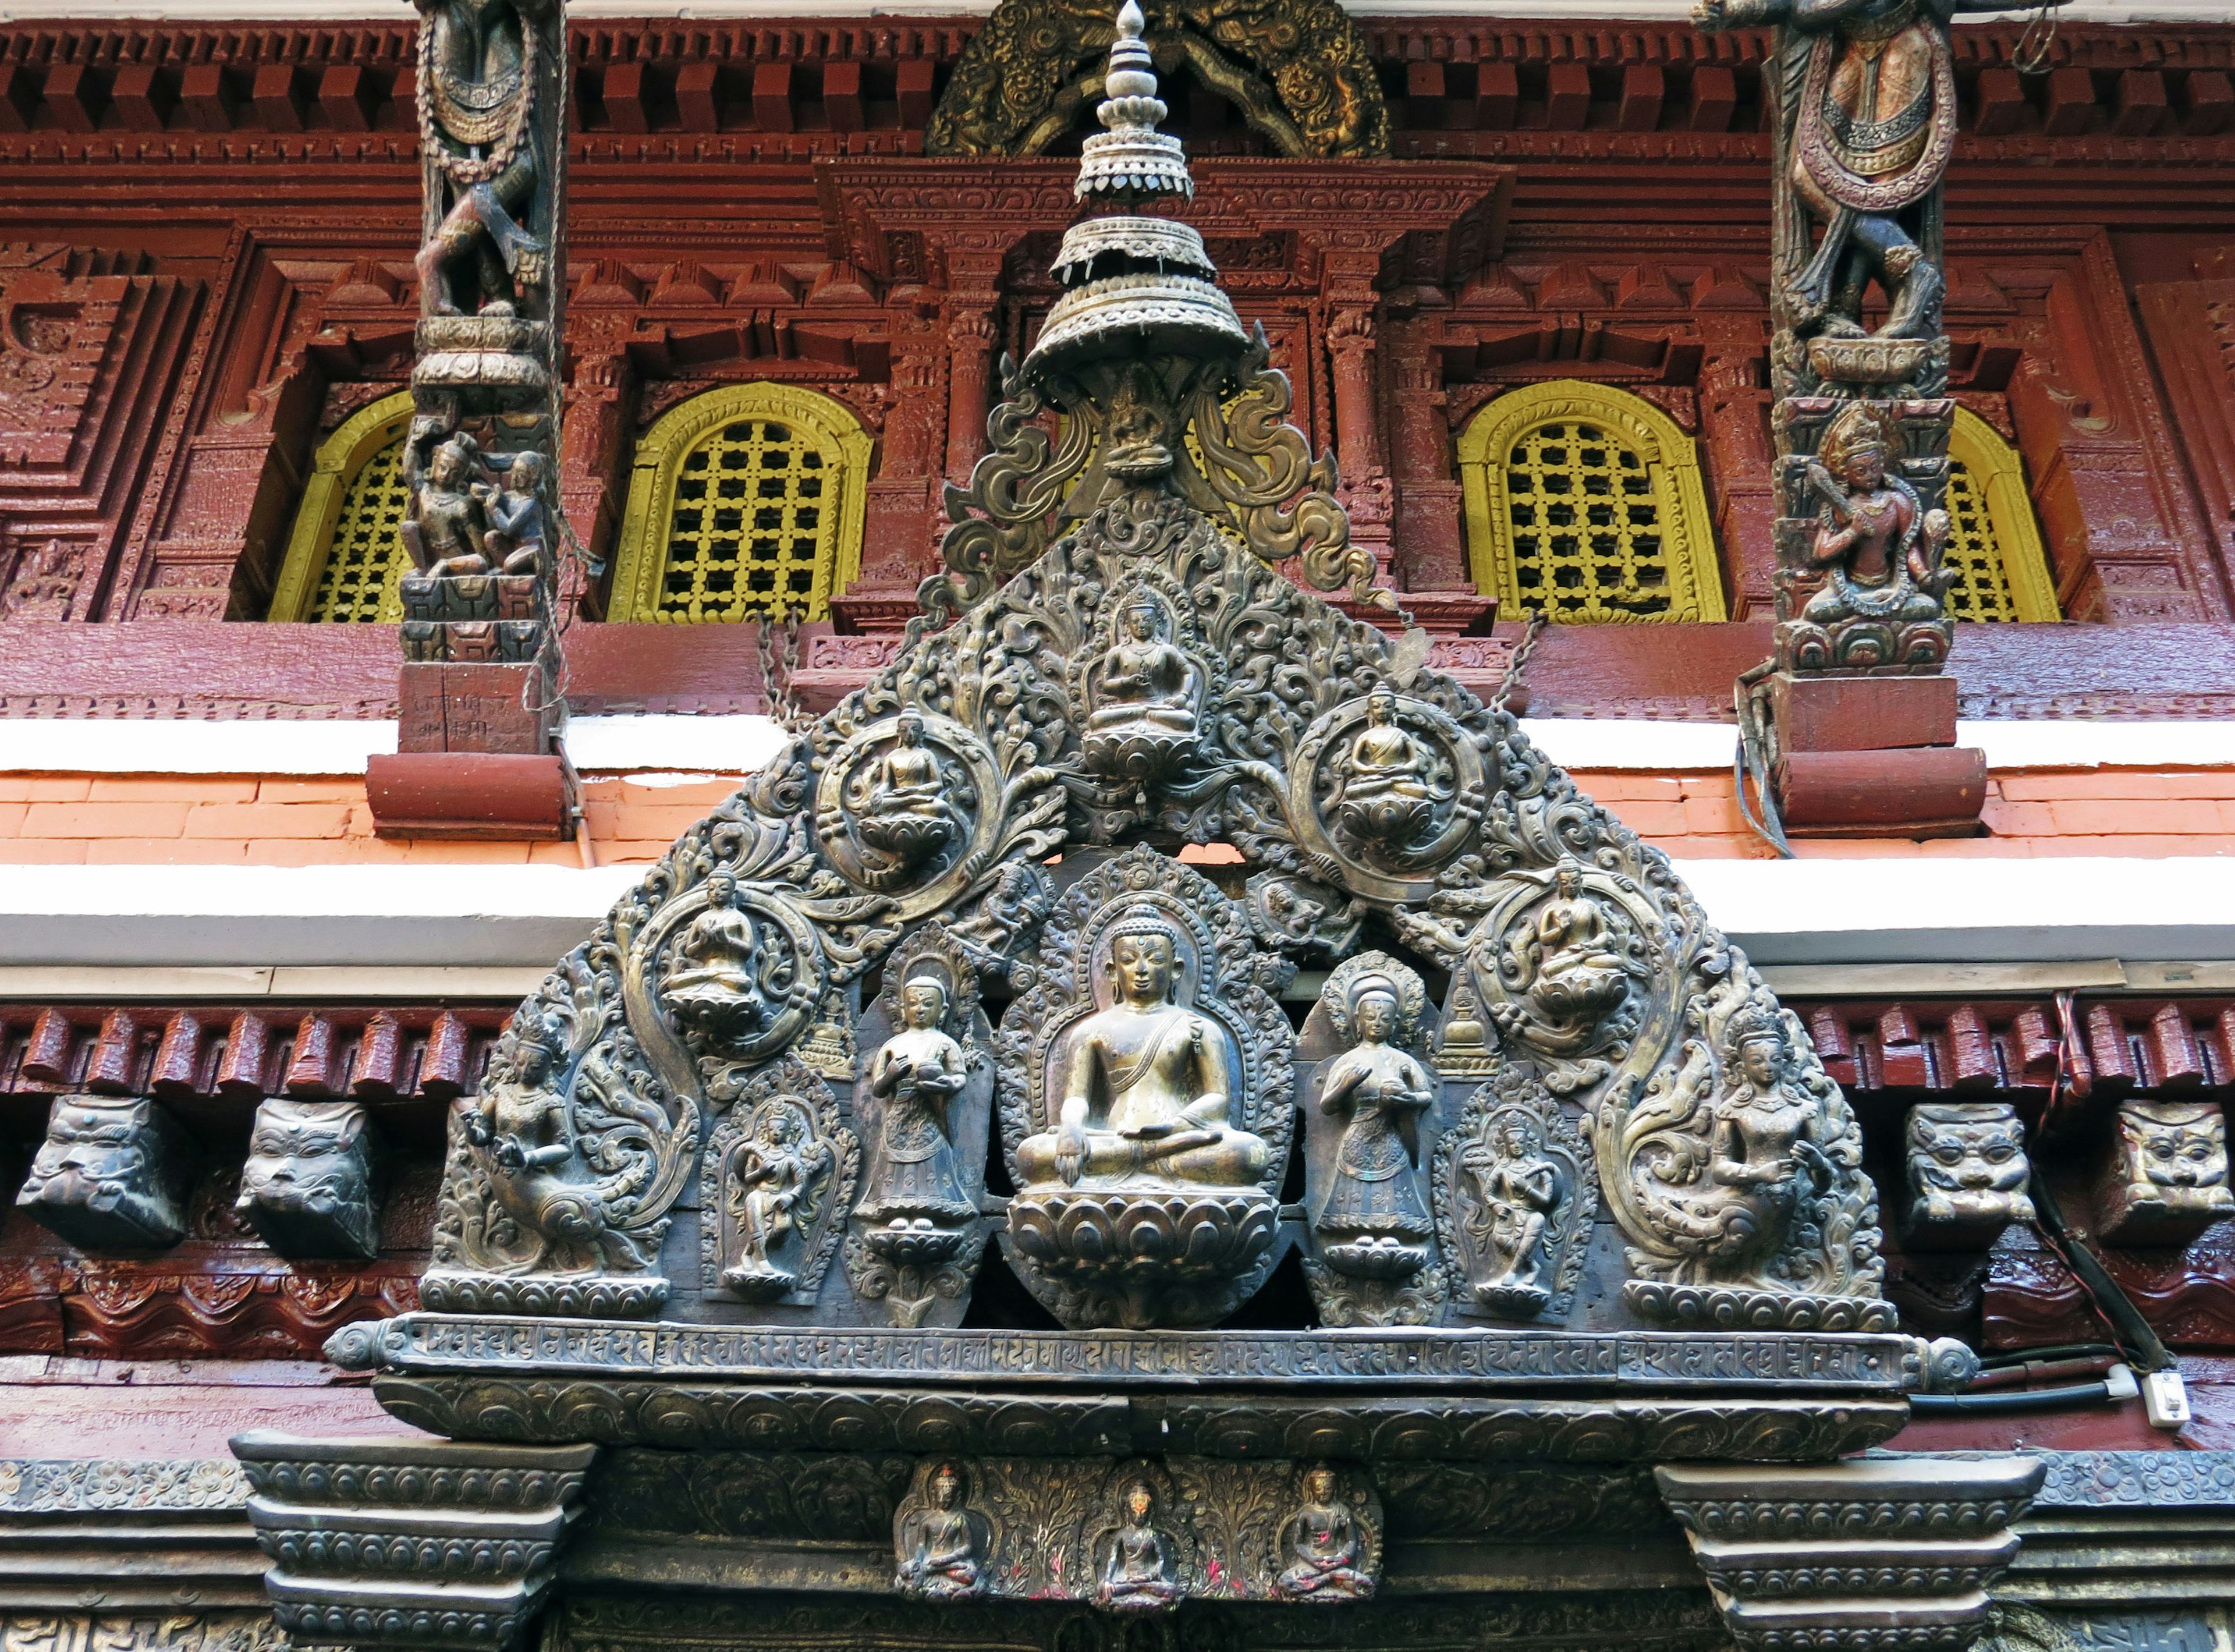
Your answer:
1096;1481;1180;1612
1693;0;2034;345
854;712;959;874
1464;1114;1562;1302
1016;907;1269;1191
1315;977;1436;1275
895;1463;985;1601
860;974;974;1225
723;1105;829;1296
1331;690;1446;855
1275;1466;1374;1601
661;873;777;1048
403;433;494;578
1800;402;1949;628
414;0;554;317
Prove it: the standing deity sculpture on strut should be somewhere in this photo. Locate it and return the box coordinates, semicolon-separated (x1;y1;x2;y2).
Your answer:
399;0;569;665
1690;0;2049;672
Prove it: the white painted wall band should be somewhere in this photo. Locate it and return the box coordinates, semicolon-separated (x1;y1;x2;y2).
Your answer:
0;856;2230;967
3;714;2234;778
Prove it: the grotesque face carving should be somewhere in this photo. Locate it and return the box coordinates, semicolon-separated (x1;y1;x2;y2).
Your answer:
236;1097;382;1261
2097;1100;2235;1243
1901;1101;2032;1250
16;1094;191;1253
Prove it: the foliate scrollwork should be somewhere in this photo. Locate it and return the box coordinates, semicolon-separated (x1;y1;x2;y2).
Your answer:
1432;1062;1594;1322
702;1056;859;1304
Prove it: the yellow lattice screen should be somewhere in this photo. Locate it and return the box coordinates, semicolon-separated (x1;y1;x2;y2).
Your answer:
1939;459;2018;622
307;435;411;622
613;385;874;625
1506;421;1675;622
267;391;417;623
660;419;832;621
1940;408;2060;623
1457;384;1725;624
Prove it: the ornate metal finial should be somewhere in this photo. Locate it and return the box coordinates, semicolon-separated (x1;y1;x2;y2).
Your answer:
1074;0;1193;204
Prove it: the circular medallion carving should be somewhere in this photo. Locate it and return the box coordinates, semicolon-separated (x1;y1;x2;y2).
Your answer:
1290;690;1485;902
1465;860;1664;1089
815;711;999;917
642;871;828;1067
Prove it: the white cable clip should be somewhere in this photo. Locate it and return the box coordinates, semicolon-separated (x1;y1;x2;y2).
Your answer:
2144;1368;2191;1431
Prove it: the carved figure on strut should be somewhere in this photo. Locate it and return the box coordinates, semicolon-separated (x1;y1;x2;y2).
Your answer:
855;712;959;877
723;1104;831;1298
895;1463;986;1603
404;433;495;579
415;0;553;317
1316;977;1436;1279
1800;402;1948;629
1332;689;1448;856
1275;1466;1375;1601
1083;598;1201;782
860;974;974;1227
472;449;547;576
662;873;779;1050
1017;906;1268;1191
1463;1114;1561;1310
1095;1480;1180;1613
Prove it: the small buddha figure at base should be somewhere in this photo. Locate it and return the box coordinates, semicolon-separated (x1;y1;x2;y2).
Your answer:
1275;1466;1374;1601
895;1463;985;1603
1095;1481;1180;1613
1014;907;1269;1192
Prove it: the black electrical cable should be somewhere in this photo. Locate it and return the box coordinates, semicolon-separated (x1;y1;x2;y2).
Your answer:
1911;1380;2118;1416
2029;1167;2176;1374
1978;1342;2120;1368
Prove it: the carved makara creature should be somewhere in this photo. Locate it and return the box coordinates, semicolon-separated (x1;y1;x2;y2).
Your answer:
1309;955;1438;1304
16;1094;194;1253
1901;1101;2032;1251
235;1097;385;1260
2095;1100;2235;1245
1275;1465;1377;1602
894;1462;989;1602
1094;1480;1181;1614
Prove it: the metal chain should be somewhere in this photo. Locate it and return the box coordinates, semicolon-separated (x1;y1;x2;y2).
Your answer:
757;607;811;735
1491;609;1548;714
2013;0;2062;76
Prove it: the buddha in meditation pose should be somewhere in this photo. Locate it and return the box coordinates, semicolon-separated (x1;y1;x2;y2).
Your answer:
895;1463;985;1601
1499;864;1634;1056
854;712;957;875
660;872;775;1048
1276;1466;1374;1600
1095;1481;1180;1612
1016;906;1269;1191
1083;599;1201;779
1332;689;1446;855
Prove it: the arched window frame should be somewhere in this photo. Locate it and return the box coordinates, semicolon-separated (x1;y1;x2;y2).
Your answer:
611;382;874;623
1946;405;2060;622
1454;381;1727;624
267;390;415;622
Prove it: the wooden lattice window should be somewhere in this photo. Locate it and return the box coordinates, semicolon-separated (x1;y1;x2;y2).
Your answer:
1940;406;2060;622
267;391;415;622
1456;382;1726;624
613;384;873;623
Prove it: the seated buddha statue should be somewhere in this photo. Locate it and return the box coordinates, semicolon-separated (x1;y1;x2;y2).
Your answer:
1083;600;1201;780
659;871;773;1047
1015;906;1270;1191
1332;689;1444;853
854;711;956;873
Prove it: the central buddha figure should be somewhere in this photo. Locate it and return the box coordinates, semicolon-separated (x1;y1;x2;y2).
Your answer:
1016;906;1269;1190
1082;598;1202;782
